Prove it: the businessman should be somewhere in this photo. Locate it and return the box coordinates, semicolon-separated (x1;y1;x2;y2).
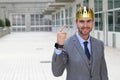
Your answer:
52;6;108;80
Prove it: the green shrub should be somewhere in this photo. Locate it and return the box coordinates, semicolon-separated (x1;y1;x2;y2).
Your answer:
0;19;5;27
5;18;11;27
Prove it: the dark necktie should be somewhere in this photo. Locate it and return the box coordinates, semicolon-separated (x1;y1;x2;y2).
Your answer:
83;41;90;60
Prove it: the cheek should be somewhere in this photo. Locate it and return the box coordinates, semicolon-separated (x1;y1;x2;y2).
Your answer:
77;24;81;29
77;23;82;27
90;23;94;28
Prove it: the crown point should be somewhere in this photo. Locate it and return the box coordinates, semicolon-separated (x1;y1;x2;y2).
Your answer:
76;6;94;19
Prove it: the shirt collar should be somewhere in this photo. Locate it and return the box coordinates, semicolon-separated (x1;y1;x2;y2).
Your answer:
76;32;90;44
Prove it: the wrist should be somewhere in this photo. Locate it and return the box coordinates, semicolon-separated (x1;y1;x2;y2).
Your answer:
54;43;64;49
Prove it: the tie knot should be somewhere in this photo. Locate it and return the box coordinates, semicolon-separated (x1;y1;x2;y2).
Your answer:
84;41;88;46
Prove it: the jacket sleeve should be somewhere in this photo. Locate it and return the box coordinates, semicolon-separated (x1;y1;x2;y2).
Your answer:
100;42;109;80
52;49;68;77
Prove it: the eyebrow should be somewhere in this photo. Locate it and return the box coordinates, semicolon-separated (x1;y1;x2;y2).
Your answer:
79;19;92;22
87;19;92;22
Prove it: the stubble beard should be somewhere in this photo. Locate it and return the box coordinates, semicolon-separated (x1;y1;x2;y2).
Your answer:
78;27;92;37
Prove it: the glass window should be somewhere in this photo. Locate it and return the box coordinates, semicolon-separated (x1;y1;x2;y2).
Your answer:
66;18;68;25
22;15;25;26
58;12;60;20
12;14;25;26
58;12;60;25
69;7;72;17
69;18;73;28
31;14;34;25
94;13;103;31
17;15;21;26
83;0;89;7
98;13;103;30
108;12;113;31
36;14;39;25
56;13;57;26
99;0;103;11
114;0;120;8
61;11;64;25
76;3;81;9
115;10;120;32
65;9;68;18
95;14;99;30
94;0;99;12
108;0;113;9
65;9;69;27
62;20;64;25
94;0;103;12
52;15;55;26
12;14;17;26
61;11;64;18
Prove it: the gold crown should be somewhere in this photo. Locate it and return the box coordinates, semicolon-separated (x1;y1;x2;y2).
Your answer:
76;6;94;19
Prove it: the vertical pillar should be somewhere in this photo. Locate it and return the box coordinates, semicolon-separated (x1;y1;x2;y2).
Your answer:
103;0;108;46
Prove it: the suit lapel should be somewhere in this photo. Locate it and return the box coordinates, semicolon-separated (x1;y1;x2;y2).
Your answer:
72;34;90;69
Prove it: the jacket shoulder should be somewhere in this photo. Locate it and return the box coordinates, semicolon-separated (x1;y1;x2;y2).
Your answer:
91;36;104;46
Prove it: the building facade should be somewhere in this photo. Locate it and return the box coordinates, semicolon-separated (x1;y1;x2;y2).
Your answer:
0;0;120;48
52;0;120;48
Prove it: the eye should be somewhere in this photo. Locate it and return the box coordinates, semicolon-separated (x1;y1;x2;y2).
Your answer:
79;20;84;23
87;20;92;23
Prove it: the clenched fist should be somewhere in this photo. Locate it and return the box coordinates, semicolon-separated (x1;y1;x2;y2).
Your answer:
57;25;67;45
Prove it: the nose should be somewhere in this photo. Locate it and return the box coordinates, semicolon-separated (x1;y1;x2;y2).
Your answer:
84;22;88;27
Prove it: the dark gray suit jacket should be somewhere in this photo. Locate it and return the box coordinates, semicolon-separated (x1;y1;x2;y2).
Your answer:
52;33;108;80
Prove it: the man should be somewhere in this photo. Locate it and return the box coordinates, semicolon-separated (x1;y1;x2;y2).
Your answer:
52;6;108;80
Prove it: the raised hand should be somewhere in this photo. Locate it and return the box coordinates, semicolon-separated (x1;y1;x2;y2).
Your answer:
57;25;67;45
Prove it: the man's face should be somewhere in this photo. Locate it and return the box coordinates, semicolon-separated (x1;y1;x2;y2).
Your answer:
76;17;94;36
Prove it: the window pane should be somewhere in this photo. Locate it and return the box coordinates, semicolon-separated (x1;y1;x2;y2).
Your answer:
52;15;55;26
56;13;57;20
94;0;103;12
108;12;113;31
17;15;21;26
58;12;60;20
69;7;72;17
36;14;39;25
65;9;68;18
95;14;99;30
22;15;25;26
12;14;17;26
61;11;64;18
83;0;89;7
31;14;34;25
98;13;103;30
94;0;99;12
66;19;68;25
108;0;113;9
69;18;73;28
114;0;120;8
62;20;64;25
76;3;81;9
99;0;103;11
115;10;120;32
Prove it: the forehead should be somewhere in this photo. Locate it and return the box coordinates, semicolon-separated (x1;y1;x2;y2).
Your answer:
78;17;93;21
